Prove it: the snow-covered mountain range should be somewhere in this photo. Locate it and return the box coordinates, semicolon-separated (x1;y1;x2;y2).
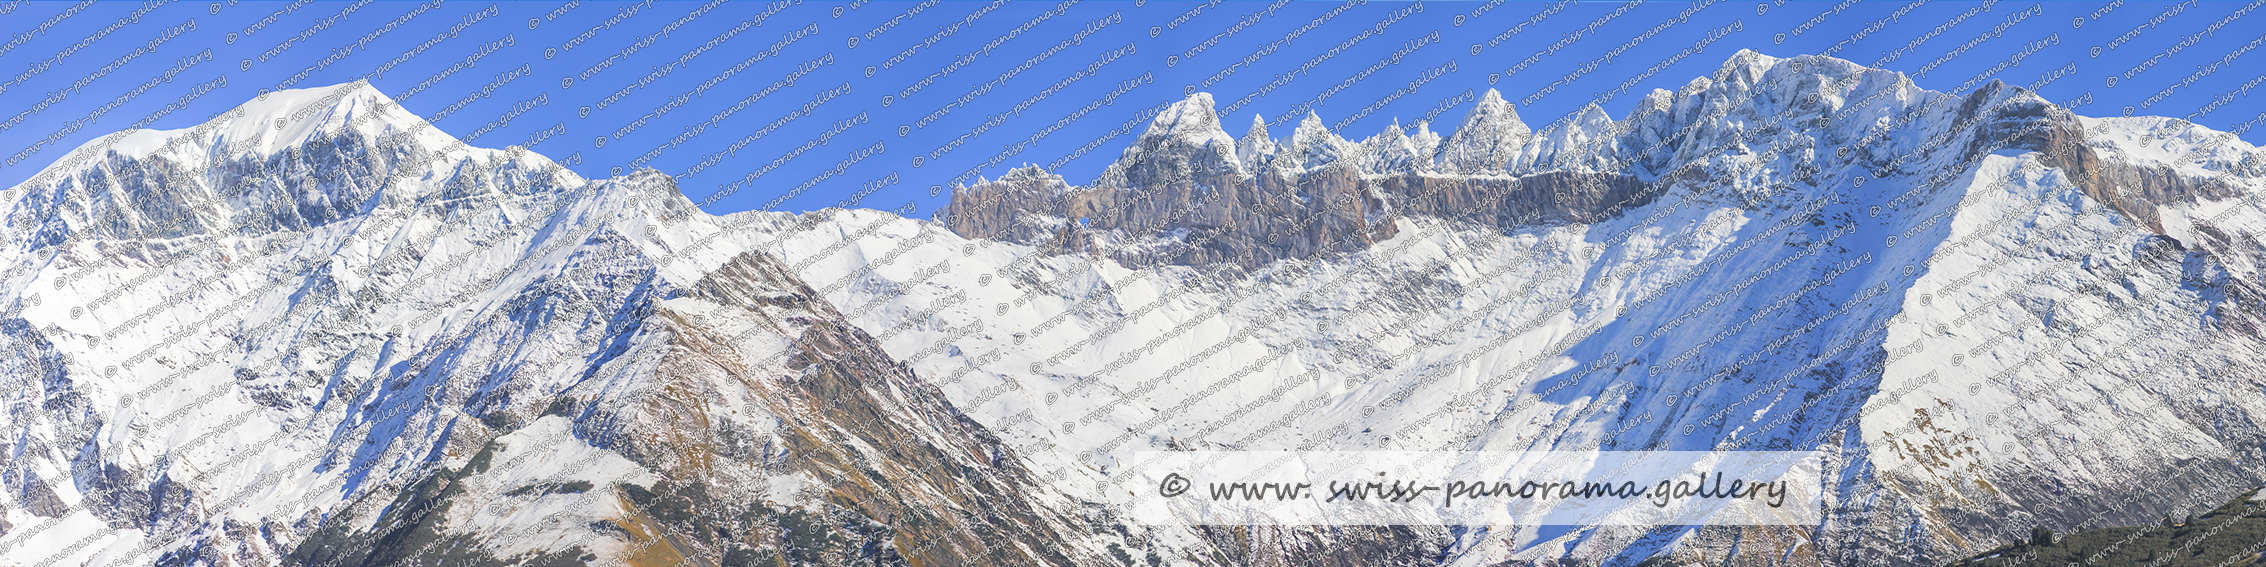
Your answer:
6;49;2266;566
0;80;1116;566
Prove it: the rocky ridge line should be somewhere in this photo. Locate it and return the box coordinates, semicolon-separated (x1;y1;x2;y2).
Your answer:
945;50;2254;271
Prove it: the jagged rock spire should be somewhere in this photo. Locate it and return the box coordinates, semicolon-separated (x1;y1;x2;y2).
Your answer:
1435;89;1530;175
1359;119;1427;174
1236;114;1277;174
1093;92;1243;189
1282;111;1355;172
1410;121;1441;165
1523;101;1618;172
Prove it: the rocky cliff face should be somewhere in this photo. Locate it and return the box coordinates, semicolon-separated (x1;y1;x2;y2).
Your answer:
949;53;2250;277
947;163;1398;270
944;88;1657;271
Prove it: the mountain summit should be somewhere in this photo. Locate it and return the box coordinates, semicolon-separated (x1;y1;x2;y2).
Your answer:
0;82;1105;566
945;50;2227;273
10;49;2266;567
924;49;2266;565
7;81;571;247
1435;89;1529;175
1094;91;1246;190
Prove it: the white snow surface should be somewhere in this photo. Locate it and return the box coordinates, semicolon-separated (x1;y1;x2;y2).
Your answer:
7;50;2266;567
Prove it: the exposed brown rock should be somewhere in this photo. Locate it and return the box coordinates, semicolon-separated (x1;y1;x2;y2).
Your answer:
1960;80;2240;236
632;250;1091;566
947;161;1660;272
949;164;1400;270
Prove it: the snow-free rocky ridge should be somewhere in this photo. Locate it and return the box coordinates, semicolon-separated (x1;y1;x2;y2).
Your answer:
4;50;2266;567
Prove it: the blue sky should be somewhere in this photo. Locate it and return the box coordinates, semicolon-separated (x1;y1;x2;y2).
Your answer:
2;0;2261;219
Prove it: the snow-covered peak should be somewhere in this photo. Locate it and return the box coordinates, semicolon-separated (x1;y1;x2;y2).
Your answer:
1092;92;1245;188
1236;114;1277;173
228;80;457;155
1288;111;1331;147
1468;88;1527;132
1141;92;1237;151
1674;76;1716;109
1710;48;1781;87
999;163;1074;194
4;81;577;244
1281;111;1356;172
1410;121;1441;159
1435;89;1530;175
1571;102;1614;129
1632;88;1676;120
50;81;457;175
1522;102;1619;172
1358;119;1428;174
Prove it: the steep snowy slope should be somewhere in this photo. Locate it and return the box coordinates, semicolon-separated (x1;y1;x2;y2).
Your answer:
0;82;1119;566
8;48;2266;567
836;50;2266;566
